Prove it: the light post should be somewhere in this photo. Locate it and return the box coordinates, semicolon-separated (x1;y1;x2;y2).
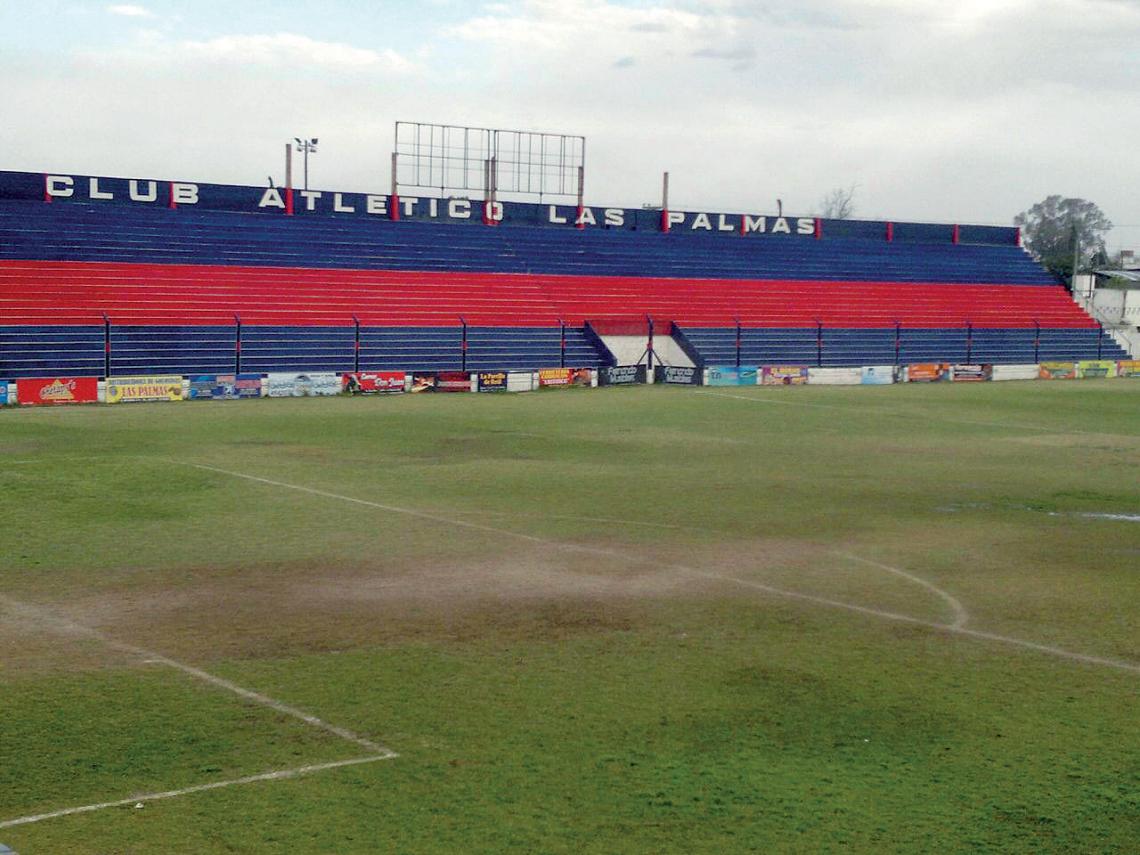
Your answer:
294;137;318;190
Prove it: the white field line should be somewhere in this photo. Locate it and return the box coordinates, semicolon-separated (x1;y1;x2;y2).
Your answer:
0;756;389;831
692;389;1138;438
183;463;1140;676
833;551;970;629
0;594;396;758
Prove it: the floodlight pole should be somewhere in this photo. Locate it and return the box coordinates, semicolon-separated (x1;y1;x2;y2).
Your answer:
284;143;294;215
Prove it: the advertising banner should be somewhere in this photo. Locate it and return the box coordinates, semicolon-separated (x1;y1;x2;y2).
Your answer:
265;372;341;397
951;364;993;382
16;377;99;406
188;374;264;400
0;382;7;405
539;368;572;387
907;363;951;382
599;365;647;386
1038;362;1077;380
106;376;184;404
706;366;757;386
761;366;809;386
476;371;509;392
410;373;436;392
342;371;405;394
507;372;536;392
1076;360;1117;379
991;364;1039;382
654;365;702;385
1118;360;1140;378
860;366;897;385
808;367;861;385
436;370;473;392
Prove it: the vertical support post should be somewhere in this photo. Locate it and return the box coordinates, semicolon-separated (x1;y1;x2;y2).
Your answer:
285;144;294;215
952;224;960;244
894;321;902;365
353;315;361;374
576;166;585;230
1097;324;1103;359
816;319;824;367
1033;320;1041;363
965;321;973;363
234;314;242;375
390;152;400;221
735;316;742;369
886;221;894;242
460;317;468;372
168;182;177;210
646;315;655;371
814;218;822;240
559;320;566;368
660;172;670;233
43;173;52;203
102;313;111;378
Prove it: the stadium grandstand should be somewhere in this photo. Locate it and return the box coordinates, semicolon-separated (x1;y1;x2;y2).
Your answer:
0;167;1125;380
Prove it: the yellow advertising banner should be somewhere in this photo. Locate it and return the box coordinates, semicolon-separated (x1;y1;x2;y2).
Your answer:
1118;360;1140;378
106;375;185;404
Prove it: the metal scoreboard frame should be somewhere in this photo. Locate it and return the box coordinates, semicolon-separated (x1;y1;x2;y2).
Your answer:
391;121;586;208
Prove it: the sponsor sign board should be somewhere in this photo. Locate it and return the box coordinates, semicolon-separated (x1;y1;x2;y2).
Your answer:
16;377;99;406
507;372;536;392
860;366;897;385
808;367;861;385
539;368;573;387
1038;362;1077;380
436;370;473;392
706;366;757;386
1118;360;1140;378
411;373;437;392
907;363;951;382
1076;360;1117;379
188;374;264;400
106;375;184;404
476;371;509;392
0;382;7;405
991;364;1039;382
655;365;702;385
265;372;341;397
761;366;809;386
342;371;405;394
951;364;993;382
599;365;647;386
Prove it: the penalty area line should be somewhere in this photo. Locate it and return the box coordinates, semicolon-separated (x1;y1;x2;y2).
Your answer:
0;755;392;830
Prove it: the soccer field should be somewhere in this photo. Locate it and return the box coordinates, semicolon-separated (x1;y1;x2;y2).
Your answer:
1;381;1137;853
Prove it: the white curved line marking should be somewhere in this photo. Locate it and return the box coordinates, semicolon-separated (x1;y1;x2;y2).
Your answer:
833;551;970;629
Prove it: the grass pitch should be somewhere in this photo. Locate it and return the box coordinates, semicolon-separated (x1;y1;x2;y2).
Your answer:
1;381;1137;853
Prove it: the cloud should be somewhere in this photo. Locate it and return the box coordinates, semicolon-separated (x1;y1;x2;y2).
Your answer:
612;56;636;68
106;4;154;17
178;33;414;72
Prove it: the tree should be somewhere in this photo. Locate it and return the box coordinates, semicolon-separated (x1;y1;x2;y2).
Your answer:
818;185;857;219
1013;196;1112;283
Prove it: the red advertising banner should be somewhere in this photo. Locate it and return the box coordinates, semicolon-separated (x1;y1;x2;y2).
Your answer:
342;371;405;394
436;371;472;392
538;367;592;387
17;377;99;406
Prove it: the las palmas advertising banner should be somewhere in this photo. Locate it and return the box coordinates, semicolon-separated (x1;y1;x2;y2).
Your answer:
706;366;757;386
17;377;99;406
106;376;184;404
761;366;809;386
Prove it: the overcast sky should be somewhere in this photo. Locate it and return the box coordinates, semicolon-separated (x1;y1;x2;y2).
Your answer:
1;0;1137;249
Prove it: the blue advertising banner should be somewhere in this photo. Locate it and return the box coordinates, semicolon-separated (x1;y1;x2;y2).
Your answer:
706;366;758;386
0;382;8;405
188;374;263;399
